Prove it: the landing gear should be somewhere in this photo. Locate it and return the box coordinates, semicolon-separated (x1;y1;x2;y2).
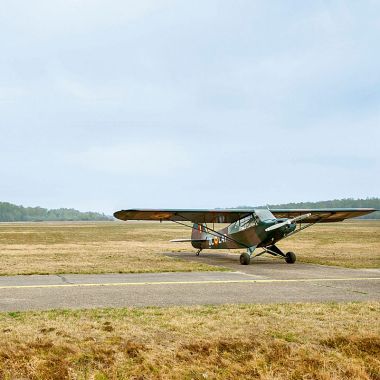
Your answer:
285;251;296;264
196;249;202;256
240;246;255;265
265;245;297;264
240;252;251;265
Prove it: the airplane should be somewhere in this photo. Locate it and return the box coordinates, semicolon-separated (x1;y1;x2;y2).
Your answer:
113;207;377;265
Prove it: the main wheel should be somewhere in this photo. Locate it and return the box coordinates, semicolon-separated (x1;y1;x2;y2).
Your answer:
240;252;251;265
285;251;296;264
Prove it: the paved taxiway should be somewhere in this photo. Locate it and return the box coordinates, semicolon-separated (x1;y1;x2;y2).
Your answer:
0;252;379;311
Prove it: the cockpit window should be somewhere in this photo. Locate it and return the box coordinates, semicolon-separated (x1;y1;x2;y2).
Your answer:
227;213;257;234
254;209;276;222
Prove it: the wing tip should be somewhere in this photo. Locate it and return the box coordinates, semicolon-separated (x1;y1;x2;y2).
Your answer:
113;210;126;220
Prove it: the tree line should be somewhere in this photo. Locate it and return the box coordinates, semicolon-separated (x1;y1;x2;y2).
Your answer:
0;202;112;222
1;198;379;222
236;198;380;219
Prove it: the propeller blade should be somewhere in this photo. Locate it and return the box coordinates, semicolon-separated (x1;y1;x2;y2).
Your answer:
290;213;311;223
265;220;290;232
265;213;312;232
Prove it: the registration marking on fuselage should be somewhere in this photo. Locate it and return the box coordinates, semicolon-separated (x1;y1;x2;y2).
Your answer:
0;277;379;290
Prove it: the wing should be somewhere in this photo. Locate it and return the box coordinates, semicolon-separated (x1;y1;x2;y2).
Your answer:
114;208;377;224
113;209;254;223
270;208;377;223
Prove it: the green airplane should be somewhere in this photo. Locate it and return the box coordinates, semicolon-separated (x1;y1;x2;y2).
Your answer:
113;208;377;265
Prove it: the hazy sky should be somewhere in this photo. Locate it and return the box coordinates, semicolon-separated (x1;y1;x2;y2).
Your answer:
1;1;379;214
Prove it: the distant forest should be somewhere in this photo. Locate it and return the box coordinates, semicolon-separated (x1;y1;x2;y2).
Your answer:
0;202;112;222
1;198;379;222
237;198;380;219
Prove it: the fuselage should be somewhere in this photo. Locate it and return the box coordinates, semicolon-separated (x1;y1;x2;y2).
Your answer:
191;209;296;250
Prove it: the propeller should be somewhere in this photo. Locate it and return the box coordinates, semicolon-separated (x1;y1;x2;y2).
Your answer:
265;213;311;232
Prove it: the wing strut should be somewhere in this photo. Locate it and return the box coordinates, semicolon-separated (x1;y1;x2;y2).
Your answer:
171;215;250;249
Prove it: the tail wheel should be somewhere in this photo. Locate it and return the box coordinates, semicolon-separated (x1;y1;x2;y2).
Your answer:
240;252;251;265
285;251;296;264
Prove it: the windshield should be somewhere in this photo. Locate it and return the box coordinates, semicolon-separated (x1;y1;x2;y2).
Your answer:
254;209;276;222
227;213;257;234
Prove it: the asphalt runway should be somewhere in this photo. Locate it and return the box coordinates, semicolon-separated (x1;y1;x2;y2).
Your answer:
0;252;379;311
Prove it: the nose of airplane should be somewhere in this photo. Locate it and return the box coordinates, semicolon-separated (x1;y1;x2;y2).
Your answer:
286;223;297;234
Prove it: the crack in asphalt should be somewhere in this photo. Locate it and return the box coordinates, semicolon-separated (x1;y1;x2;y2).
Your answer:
311;282;369;295
56;275;72;284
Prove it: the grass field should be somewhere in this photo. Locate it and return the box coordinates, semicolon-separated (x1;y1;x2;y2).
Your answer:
0;302;378;379
0;220;378;275
0;222;379;379
0;222;222;275
282;220;380;268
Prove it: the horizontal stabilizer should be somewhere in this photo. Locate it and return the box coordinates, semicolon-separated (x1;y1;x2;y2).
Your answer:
170;239;207;243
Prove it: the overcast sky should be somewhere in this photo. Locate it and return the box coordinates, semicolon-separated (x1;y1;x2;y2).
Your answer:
1;1;379;214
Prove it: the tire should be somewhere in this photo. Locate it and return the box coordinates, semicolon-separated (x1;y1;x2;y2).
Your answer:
240;253;251;265
285;251;296;264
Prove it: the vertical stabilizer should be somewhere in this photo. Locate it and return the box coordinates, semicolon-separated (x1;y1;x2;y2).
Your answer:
191;223;208;240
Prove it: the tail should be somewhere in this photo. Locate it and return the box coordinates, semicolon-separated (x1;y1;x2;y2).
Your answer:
170;223;208;249
191;223;208;240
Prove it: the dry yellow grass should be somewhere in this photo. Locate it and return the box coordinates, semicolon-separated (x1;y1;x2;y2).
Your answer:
0;220;378;275
0;302;378;379
0;222;379;379
283;220;380;268
0;222;221;275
